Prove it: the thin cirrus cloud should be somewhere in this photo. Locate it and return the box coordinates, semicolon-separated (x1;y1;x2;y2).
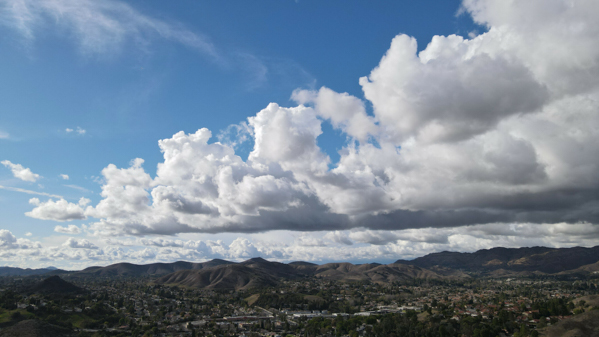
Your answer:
0;185;62;199
0;0;312;90
0;0;217;58
23;0;599;241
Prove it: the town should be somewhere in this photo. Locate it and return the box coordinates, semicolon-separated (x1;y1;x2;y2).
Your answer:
1;274;597;337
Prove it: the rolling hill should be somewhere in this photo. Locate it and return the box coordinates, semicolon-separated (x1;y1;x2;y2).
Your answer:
155;258;470;290
0;267;61;277
75;259;234;277
28;276;84;295
396;246;599;274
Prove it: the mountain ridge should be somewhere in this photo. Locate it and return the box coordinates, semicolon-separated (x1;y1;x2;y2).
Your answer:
395;245;599;274
3;245;599;286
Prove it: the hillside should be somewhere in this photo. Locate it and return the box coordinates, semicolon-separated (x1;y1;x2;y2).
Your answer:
0;319;74;337
0;267;60;277
396;246;599;274
76;259;234;277
156;258;469;290
541;310;599;337
156;263;281;290
28;276;83;295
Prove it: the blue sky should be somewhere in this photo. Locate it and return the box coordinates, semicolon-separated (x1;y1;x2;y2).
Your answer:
1;0;599;268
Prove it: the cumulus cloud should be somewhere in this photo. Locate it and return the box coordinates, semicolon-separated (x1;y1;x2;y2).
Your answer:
324;231;353;246
63;237;98;249
2;160;40;182
295;235;326;247
60;174;69;180
54;225;81;234
227;238;260;259
4;222;599;268
0;229;41;250
26;197;89;221
21;0;599;245
292;87;378;142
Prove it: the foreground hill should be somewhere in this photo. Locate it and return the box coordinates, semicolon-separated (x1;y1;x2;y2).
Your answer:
155;258;469;290
0;319;74;337
75;259;234;277
541;310;599;337
396;246;599;274
28;276;84;295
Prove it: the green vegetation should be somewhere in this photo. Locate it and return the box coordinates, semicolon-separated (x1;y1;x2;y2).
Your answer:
0;273;597;336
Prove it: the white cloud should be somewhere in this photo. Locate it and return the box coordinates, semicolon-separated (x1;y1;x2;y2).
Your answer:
295;235;326;247
3;222;599;268
0;185;62;198
62;237;98;249
25;232;32;236
324;231;353;246
0;131;8;139
60;174;69;180
0;0;217;58
20;0;599;247
1;160;40;182
54;225;81;234
64;184;92;193
0;229;41;250
26;197;88;221
66;127;85;135
227;238;260;259
292;87;378;142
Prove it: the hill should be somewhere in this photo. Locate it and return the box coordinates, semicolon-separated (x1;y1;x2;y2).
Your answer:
396;246;599;274
75;259;234;277
0;267;61;277
155;258;469;290
0;319;74;337
541;310;599;337
28;276;83;295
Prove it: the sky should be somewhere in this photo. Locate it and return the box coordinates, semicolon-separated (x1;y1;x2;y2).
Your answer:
1;0;599;269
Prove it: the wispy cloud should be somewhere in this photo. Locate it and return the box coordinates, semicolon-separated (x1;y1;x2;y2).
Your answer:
1;160;40;182
66;127;86;135
0;131;8;139
64;184;92;193
0;185;62;198
0;0;218;58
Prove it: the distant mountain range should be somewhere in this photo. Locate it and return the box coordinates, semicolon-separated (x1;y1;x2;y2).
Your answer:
0;267;60;277
2;245;599;290
395;246;599;274
155;257;471;290
76;259;234;277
